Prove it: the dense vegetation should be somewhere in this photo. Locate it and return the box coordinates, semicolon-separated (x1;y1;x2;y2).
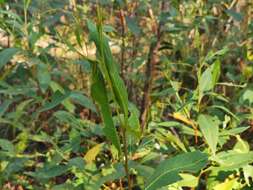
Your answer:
0;0;253;189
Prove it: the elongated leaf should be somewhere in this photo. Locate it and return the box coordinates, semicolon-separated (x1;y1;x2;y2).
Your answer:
0;48;19;70
210;105;239;121
145;151;208;190
37;62;51;93
199;60;220;94
0;100;12;117
49;82;75;113
211;60;221;87
225;9;243;22
91;63;121;152
84;143;104;164
27;165;69;180
87;20;129;119
198;114;219;154
70;91;96;113
39;91;70;112
211;151;253;171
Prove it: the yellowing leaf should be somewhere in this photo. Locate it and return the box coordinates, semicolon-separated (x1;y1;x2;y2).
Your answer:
243;165;253;186
176;173;199;188
172;112;195;127
84;143;104;164
131;149;151;160
234;135;249;153
247;49;253;61
213;178;237;190
172;112;198;142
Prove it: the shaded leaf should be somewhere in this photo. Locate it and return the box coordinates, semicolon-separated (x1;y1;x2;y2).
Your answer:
87;19;129;119
225;9;243;22
0;48;19;70
70;91;96;113
91;63;121;152
37;62;51;92
39;90;70;112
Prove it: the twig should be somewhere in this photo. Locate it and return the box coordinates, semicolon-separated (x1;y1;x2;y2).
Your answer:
140;1;168;132
119;9;126;81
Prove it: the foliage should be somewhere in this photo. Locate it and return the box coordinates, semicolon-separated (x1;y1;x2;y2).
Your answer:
0;0;253;189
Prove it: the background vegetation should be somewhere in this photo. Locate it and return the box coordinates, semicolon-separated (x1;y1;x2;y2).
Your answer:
0;0;253;189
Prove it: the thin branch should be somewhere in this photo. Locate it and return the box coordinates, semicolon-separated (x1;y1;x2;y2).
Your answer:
140;1;168;132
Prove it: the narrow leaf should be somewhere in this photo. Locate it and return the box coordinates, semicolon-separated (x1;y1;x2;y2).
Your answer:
91;63;121;152
87;19;129;119
84;143;104;164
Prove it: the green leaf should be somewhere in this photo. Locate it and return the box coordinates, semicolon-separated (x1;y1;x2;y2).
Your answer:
211;60;221;87
70;91;97;113
39;91;71;112
220;126;250;136
0;100;12;117
0;138;15;154
210;105;239;121
199;60;220;94
37;62;51;93
68;157;85;170
49;82;75;113
126;16;141;36
52;183;74;190
225;9;243;22
91;63;121;152
243;165;253;186
87;19;129;120
28;165;69;180
205;47;229;62
176;173;199;188
242;88;253;104
128;103;141;141
197;114;219;155
233;135;249;153
144;151;208;190
211;151;253;171
0;48;19;70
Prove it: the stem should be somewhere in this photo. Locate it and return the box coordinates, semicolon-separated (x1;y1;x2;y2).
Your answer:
119;9;126;81
140;1;167;133
122;126;132;190
23;0;29;50
96;4;131;188
119;7;132;189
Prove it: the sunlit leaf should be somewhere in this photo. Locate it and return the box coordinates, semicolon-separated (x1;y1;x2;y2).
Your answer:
198;114;219;155
84;143;104;164
145;151;208;190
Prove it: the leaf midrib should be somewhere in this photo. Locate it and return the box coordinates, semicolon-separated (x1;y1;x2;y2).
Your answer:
145;157;206;190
